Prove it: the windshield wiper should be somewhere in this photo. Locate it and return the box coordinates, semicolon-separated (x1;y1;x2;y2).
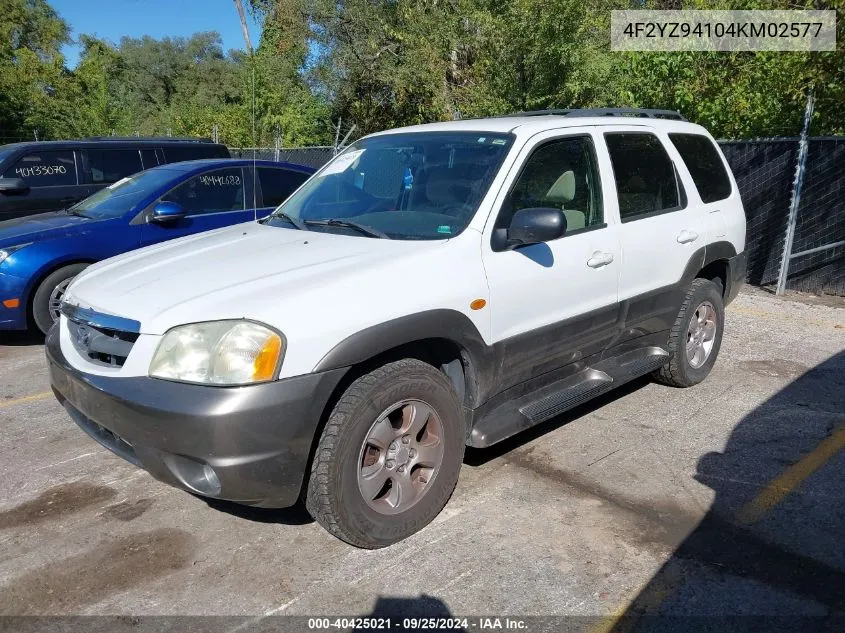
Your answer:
266;211;307;231
66;207;90;218
305;218;389;239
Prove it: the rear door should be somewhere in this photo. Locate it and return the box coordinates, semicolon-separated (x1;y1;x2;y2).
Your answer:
253;166;311;218
0;149;82;220
140;166;249;245
667;132;737;245
602;128;704;338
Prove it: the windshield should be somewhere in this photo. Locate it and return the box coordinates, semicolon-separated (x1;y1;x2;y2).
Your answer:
71;168;180;219
265;131;514;240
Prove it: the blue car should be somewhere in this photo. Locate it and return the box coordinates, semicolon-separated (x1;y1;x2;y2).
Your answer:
0;159;314;334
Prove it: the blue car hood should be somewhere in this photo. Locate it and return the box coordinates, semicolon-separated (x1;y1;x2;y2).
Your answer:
0;211;93;246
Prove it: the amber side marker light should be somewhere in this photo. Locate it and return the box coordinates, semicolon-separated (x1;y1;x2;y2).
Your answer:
470;299;487;310
2;299;20;309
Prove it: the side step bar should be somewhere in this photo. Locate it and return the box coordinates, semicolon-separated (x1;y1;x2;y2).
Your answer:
469;347;670;447
520;369;612;424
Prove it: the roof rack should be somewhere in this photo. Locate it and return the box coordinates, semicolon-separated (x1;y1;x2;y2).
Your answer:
500;108;687;121
83;136;216;143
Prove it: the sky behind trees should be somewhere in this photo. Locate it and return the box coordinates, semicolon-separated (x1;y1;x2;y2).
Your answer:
1;0;843;147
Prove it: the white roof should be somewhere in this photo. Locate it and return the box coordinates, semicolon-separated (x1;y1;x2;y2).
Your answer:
369;114;711;140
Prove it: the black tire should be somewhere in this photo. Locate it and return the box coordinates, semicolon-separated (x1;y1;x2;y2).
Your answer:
305;358;465;548
31;263;89;335
653;278;725;388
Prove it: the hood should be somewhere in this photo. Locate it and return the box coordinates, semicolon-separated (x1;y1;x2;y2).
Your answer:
65;222;442;334
0;211;92;246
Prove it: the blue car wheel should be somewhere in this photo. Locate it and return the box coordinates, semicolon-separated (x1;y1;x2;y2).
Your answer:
31;263;89;335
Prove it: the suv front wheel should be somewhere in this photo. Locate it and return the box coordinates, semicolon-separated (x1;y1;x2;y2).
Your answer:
306;358;465;548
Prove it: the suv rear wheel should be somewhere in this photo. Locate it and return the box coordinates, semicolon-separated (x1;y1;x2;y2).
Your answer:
306;359;465;548
654;278;724;387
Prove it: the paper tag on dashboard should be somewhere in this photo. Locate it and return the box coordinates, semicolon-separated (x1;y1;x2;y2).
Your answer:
321;149;365;176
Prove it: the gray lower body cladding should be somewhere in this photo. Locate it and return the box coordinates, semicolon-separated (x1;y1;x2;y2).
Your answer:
46;326;347;508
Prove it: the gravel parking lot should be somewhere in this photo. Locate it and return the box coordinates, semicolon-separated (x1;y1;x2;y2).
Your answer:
1;289;843;630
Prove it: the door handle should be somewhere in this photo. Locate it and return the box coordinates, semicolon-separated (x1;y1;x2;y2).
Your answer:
677;230;699;244
587;251;614;268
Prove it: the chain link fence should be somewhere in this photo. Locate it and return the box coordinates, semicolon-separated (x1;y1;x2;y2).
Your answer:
228;146;336;170
719;138;845;296
229;140;845;297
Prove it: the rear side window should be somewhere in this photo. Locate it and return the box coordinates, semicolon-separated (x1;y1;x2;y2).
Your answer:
605;133;682;221
163;145;229;163
669;133;732;203
83;149;143;184
257;167;310;207
2;151;76;187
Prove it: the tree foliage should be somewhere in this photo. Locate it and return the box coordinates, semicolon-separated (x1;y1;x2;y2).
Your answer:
0;0;842;144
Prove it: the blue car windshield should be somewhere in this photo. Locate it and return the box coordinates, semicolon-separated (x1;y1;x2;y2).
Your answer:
71;168;180;219
265;131;514;240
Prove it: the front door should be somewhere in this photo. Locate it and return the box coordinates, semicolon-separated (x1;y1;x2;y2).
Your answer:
140;166;250;246
481;129;622;391
0;149;85;220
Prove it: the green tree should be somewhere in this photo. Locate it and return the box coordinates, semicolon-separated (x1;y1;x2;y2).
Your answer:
0;0;70;141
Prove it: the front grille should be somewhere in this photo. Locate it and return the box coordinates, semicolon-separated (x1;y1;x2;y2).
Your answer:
61;303;141;368
67;319;138;366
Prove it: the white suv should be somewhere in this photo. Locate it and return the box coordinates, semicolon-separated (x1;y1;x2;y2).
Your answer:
48;109;747;548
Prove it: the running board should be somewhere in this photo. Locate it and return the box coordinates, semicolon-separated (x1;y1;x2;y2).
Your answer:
469;347;669;447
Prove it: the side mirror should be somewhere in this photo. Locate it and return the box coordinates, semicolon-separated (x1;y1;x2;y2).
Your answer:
0;177;30;195
150;201;186;223
505;207;566;249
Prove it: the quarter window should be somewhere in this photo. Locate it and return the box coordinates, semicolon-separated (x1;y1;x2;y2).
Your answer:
605;133;682;221
3;151;76;187
161;168;245;215
257;167;310;207
83;149;143;184
669;133;732;203
500;135;604;235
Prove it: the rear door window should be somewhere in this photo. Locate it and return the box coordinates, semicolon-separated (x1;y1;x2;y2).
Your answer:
161;167;245;215
604;132;683;221
668;133;732;203
2;151;76;187
83;149;143;184
140;149;158;170
257;167;310;207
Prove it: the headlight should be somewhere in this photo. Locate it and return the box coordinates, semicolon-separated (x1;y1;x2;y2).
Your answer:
0;243;31;265
149;320;284;385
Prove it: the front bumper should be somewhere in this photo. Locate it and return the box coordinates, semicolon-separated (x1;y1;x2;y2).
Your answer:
725;250;748;306
0;270;28;330
46;325;348;508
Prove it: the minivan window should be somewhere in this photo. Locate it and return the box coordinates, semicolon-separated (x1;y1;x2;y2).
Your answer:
70;168;179;219
83;149;143;184
257;167;310;207
605;133;682;221
266;132;514;240
2;151;76;187
669;133;732;203
163;145;229;162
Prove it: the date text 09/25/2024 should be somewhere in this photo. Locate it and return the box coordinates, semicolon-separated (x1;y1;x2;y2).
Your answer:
307;618;528;630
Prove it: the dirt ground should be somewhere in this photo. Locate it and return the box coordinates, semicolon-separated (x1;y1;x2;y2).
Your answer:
0;288;843;632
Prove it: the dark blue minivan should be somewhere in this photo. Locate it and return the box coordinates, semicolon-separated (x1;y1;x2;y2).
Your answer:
0;159;314;333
